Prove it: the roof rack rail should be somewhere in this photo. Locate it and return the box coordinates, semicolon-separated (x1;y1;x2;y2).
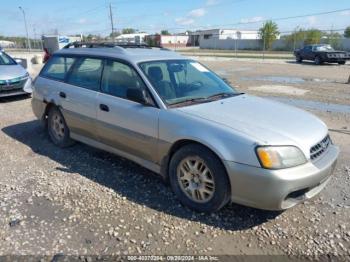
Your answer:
63;41;170;51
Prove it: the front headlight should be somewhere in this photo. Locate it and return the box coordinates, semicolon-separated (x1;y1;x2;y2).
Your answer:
20;72;29;81
256;146;307;169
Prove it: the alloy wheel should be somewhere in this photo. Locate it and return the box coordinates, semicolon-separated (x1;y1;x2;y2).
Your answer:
177;156;215;203
50;112;65;141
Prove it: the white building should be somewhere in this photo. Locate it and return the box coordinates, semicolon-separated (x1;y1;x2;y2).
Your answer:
160;35;189;47
199;29;260;40
0;40;15;48
145;34;190;48
43;35;82;54
115;33;149;44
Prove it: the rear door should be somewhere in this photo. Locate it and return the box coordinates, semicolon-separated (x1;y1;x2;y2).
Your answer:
59;57;103;139
96;59;160;163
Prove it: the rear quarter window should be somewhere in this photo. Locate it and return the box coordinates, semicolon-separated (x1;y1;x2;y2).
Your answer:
41;56;76;81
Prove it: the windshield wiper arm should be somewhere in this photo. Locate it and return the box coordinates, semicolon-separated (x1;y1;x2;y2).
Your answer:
170;97;211;106
170;93;245;107
206;92;244;100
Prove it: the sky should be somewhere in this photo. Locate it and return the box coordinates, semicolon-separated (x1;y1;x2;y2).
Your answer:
1;0;350;37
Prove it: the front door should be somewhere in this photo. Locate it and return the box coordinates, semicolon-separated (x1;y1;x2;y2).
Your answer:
96;59;159;163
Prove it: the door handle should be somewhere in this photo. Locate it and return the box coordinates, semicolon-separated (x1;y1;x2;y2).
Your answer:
99;104;109;112
59;92;66;98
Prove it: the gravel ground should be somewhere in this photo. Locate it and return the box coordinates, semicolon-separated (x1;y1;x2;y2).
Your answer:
0;60;349;259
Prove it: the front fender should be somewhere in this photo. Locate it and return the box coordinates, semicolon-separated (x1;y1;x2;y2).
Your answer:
158;110;261;167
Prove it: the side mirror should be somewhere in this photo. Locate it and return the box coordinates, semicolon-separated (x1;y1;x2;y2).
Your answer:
127;88;148;105
15;59;23;64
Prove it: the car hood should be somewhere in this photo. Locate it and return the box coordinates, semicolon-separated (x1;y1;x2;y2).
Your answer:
0;64;27;80
317;50;347;54
176;94;328;157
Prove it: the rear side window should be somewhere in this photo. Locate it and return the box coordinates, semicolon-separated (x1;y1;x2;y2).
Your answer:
41;56;75;80
67;58;103;91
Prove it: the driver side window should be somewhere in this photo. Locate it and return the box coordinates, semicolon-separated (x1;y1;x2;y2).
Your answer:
101;60;146;100
304;46;312;52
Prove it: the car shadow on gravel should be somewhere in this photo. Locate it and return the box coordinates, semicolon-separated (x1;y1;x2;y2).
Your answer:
0;94;31;103
286;61;348;66
2;120;282;231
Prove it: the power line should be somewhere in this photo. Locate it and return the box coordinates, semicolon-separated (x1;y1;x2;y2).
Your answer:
84;7;350;34
158;7;350;31
58;6;350;36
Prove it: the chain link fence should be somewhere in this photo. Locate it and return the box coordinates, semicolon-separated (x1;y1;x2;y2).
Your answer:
197;29;350;52
0;39;43;52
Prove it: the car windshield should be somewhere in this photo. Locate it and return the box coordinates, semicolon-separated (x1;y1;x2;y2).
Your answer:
0;51;16;65
139;60;239;106
314;45;334;51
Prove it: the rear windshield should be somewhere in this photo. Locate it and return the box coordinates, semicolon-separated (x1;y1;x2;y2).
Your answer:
0;52;16;65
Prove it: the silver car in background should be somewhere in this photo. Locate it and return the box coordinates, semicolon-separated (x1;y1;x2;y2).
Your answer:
31;44;339;213
0;50;32;98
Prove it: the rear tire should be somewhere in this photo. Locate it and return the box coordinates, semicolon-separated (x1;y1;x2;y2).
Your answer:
296;55;302;63
47;106;75;148
169;144;230;213
338;61;346;65
315;56;323;65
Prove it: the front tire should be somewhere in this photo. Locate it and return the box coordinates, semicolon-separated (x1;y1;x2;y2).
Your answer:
47;106;74;148
169;144;230;213
315;56;323;65
338;61;346;65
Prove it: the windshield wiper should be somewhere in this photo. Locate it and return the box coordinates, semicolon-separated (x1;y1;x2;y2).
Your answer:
170;93;245;107
170;97;212;107
206;92;244;100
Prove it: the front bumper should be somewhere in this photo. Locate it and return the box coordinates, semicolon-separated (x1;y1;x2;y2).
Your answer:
0;89;28;98
224;145;339;210
325;56;349;63
0;78;32;98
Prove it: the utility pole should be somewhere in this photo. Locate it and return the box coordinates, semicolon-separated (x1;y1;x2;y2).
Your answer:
19;6;31;51
109;3;115;41
33;25;37;50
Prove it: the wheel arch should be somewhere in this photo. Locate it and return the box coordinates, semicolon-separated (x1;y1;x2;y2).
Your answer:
42;100;60;125
160;139;231;189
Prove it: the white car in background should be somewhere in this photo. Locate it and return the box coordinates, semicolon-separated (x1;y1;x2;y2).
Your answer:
0;50;32;98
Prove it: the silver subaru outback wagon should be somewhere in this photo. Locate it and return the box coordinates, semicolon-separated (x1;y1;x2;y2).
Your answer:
31;43;339;213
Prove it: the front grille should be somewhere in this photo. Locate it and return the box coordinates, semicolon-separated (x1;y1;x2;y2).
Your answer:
0;79;26;92
310;135;331;161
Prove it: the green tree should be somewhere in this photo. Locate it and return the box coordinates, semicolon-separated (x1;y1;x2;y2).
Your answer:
323;31;342;49
122;28;137;34
283;29;307;50
109;31;121;38
161;30;171;35
304;29;322;45
344;26;350;38
259;20;280;50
